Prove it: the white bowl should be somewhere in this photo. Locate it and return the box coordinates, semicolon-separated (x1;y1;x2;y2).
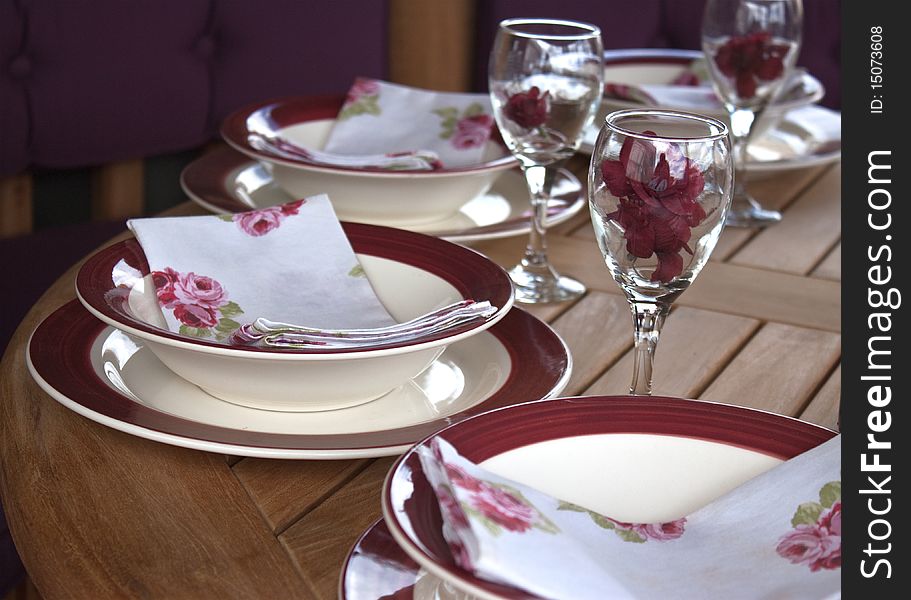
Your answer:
221;95;518;227
599;48;824;139
75;224;514;412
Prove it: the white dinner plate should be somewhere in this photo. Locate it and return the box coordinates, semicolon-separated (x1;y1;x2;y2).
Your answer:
27;301;571;459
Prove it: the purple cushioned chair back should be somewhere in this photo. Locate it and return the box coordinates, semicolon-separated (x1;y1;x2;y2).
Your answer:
473;0;840;109
0;0;387;176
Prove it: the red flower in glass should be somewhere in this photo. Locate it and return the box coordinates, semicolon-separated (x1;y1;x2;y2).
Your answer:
504;86;549;128
713;32;790;99
602;133;707;282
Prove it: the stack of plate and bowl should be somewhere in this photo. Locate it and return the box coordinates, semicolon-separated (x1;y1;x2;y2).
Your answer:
27;222;576;458
181;95;587;243
580;49;841;179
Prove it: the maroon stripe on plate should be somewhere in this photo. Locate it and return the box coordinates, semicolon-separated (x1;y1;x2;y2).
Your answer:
75;225;513;355
29;301;568;451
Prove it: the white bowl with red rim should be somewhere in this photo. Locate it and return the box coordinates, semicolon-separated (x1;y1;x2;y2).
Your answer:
381;395;836;599
75;224;514;412
598;48;824;140
221;95;518;227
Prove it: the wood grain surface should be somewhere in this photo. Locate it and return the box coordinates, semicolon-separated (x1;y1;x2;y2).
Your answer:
0;157;840;599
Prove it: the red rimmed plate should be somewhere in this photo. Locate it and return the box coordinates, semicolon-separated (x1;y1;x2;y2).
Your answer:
180;147;584;243
381;396;836;599
26;301;571;459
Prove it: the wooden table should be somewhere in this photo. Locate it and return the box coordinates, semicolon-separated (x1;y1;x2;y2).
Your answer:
0;158;841;599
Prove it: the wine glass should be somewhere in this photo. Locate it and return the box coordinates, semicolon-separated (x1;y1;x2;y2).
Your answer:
489;18;603;303
588;110;733;395
701;0;802;227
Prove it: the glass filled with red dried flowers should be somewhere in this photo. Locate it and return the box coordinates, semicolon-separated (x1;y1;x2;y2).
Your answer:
702;0;803;227
589;110;733;395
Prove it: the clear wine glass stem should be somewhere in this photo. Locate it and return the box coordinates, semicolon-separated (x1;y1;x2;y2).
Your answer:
629;301;670;396
728;107;760;212
520;163;556;272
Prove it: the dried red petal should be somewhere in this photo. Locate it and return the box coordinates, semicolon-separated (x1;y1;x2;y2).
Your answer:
601;159;634;197
652;251;684;282
504;86;549;128
756;55;784;80
715;45;736;76
736;71;757;98
626;223;656;259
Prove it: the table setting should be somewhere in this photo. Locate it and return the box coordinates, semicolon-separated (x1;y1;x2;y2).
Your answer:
3;3;842;599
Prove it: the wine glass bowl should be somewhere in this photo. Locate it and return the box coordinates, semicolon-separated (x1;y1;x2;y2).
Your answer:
489;18;603;303
588;109;733;394
701;0;803;227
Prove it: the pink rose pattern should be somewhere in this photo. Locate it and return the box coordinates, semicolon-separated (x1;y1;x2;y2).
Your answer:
338;78;381;121
558;500;686;543
776;482;841;572
437;461;559;540
221;199;305;237
433;103;494;152
151;268;244;340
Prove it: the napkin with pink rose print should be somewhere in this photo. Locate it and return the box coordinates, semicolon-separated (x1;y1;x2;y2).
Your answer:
419;435;840;600
127;195;398;344
320;77;498;169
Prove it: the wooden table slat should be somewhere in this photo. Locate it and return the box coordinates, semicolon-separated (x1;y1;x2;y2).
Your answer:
699;322;841;416
475;235;841;332
232;457;371;534
279;458;396;600
799;365;841;431
811;242;842;281
730;164;841;274
549;292;636;395
584;306;760;398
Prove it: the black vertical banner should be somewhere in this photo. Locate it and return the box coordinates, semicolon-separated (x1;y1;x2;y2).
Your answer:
842;0;908;596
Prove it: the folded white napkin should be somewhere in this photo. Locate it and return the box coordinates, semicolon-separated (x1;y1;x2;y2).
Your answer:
604;81;720;109
127;195;395;342
127;196;495;348
604;62;809;110
321;78;496;169
419;434;841;600
247;133;444;171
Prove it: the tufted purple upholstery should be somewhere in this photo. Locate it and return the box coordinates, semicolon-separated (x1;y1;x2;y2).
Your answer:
473;0;841;109
0;0;387;176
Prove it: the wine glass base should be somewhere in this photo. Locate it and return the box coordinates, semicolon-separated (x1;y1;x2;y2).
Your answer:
725;205;782;228
508;265;586;304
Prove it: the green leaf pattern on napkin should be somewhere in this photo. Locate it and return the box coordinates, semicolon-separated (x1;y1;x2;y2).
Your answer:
557;500;686;544
433;102;486;140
